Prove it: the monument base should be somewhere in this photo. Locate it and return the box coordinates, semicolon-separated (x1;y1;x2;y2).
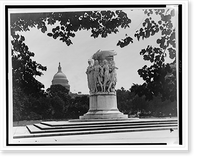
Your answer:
79;93;128;120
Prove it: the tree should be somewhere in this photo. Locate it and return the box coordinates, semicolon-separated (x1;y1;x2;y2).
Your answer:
10;10;133;120
116;87;131;114
46;85;71;118
50;96;65;119
11;34;47;97
10;10;131;97
117;87;149;115
11;11;131;45
29;95;53;119
13;86;29;121
68;95;89;119
13;87;42;121
118;9;177;101
11;8;178;122
46;85;70;98
11;9;178;101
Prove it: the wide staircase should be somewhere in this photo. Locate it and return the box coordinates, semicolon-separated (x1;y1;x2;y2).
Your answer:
13;118;178;139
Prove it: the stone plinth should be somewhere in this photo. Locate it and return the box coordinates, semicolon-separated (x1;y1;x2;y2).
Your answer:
77;50;129;121
79;93;128;120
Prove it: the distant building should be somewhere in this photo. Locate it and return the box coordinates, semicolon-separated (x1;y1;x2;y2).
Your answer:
51;62;89;98
51;62;70;92
70;91;89;99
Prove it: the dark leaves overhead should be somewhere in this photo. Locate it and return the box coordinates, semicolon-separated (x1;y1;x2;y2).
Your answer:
10;9;177;102
137;9;176;63
133;8;177;102
134;18;160;41
135;9;176;50
117;8;176;51
48;10;131;45
10;10;131;46
168;47;176;59
10;10;131;96
117;36;133;48
139;46;165;64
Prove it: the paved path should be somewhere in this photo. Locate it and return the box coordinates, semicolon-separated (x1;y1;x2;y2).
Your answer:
11;127;178;145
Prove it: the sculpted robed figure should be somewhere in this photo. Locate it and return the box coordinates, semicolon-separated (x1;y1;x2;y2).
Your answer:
80;50;128;120
86;50;118;94
86;59;95;93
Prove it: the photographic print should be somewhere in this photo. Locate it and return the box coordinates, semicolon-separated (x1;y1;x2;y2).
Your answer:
3;2;188;150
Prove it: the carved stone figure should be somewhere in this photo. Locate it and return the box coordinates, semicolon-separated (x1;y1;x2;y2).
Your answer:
102;59;110;92
86;50;118;94
93;60;103;93
108;60;118;92
81;50;129;120
86;59;94;93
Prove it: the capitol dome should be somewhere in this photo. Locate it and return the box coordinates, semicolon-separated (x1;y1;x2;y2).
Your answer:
51;62;70;91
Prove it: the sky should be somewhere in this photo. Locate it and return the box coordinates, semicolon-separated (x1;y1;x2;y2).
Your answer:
15;8;176;94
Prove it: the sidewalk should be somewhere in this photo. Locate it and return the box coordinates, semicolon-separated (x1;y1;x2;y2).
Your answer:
11;128;178;145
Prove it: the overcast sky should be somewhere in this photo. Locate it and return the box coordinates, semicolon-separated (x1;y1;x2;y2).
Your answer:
15;8;176;94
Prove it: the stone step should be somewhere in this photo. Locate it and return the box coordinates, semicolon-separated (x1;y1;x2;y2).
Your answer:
13;118;178;139
41;118;177;127
14;125;178;139
30;123;177;134
34;121;177;130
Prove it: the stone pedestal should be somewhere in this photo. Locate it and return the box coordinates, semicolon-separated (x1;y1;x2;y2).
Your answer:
80;93;128;120
76;50;129;121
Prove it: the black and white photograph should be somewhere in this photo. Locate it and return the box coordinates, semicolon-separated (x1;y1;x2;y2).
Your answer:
2;2;188;150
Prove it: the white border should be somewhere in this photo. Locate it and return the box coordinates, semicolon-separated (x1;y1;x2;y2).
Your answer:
181;0;189;151
0;0;188;151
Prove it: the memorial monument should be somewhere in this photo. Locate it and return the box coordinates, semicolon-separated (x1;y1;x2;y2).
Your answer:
79;50;128;120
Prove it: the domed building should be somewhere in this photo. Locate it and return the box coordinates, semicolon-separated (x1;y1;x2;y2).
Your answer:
51;62;70;92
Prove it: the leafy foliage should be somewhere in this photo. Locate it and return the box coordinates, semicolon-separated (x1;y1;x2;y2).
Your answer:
11;10;131;121
131;61;176;103
117;35;133;48
134;9;176;48
11;9;178;123
13;86;176;122
67;95;89;119
11;28;47;97
46;85;71;118
47;85;70;98
135;17;159;41
117;9;176;52
117;87;177;117
13;84;89;121
10;10;131;96
13;87;42;121
117;8;177;101
13;86;28;121
136;9;177;101
48;10;131;45
11;10;131;45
